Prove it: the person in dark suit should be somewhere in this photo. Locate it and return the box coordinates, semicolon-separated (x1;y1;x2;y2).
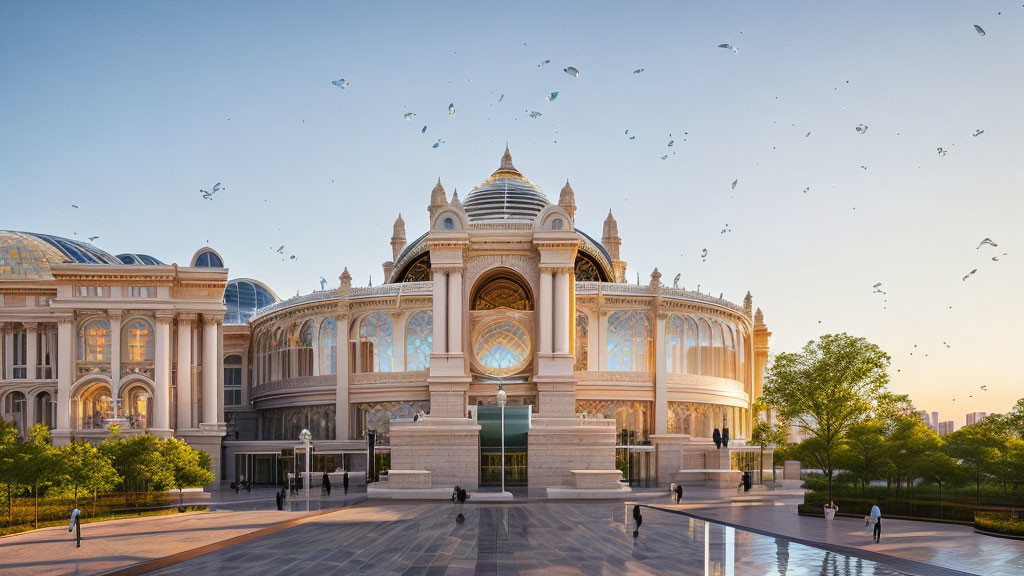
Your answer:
343;470;349;495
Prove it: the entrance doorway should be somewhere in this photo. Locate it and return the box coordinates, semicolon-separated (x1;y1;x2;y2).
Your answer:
478;405;530;486
235;452;279;485
616;446;657;487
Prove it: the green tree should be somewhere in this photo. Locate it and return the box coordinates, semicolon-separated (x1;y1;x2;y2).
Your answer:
944;424;1001;504
159;438;214;504
0;419;22;526
918;450;964;517
761;333;891;503
750;419;788;484
98;434;171;505
837;419;891;495
16;424;58;529
56;440;120;511
885;418;940;499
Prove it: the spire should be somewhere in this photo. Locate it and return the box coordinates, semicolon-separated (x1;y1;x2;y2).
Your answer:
429;178;447;217
649;267;662;289
391;213;407;261
500;144;515;171
755;307;765;325
559;180;576;220
450;189;462;210
392;213;406;237
338;268;352;292
743;291;753;315
602;209;624;280
602;210;619;238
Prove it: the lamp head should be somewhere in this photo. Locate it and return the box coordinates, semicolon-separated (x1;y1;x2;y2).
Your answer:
299;428;312;443
496;387;507;407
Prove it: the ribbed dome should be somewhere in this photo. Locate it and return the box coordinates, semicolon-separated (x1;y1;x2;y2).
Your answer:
0;231;120;279
463;147;549;222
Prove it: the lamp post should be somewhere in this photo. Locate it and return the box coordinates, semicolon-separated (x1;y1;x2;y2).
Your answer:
496;384;506;494
299;428;312;505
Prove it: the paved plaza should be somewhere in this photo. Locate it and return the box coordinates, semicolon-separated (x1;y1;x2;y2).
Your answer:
1;493;1022;576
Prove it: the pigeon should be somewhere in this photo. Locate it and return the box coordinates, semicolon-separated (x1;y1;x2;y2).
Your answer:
537;59;551;67
855;124;869;134
974;24;986;36
992;253;1007;261
731;179;738;190
276;246;285;254
977;238;997;249
498;94;504;102
527;111;542;119
564;66;579;77
633;68;645;74
717;44;739;53
973;129;985;137
331;78;349;89
547;91;558;101
448;103;455;116
872;282;886;294
88;236;99;241
701;248;708;261
71;204;79;209
962;269;978;281
403;112;416;120
937;147;948;157
421;125;427;133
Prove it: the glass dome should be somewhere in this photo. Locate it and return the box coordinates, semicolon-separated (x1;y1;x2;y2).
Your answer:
463;147;549;222
0;231;120;279
117;253;165;265
224;278;279;325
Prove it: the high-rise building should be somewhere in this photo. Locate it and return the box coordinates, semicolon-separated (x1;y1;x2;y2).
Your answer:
936;421;956;436
931;411;939;428
966;412;988;426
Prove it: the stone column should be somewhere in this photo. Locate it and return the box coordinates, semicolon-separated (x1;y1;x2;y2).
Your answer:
4;325;14;380
432;271;447;354
217;322;224;424
553;270;570;354
25;323;38;381
56;318;73;431
176;315;194;430
335;315;350;439
654;313;668;435
108;314;121;394
153;314;172;431
202;316;220;425
447;271;462;356
392;312;406;372
538;271;552;354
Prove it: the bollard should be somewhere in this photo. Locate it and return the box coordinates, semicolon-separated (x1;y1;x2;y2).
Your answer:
68;508;81;548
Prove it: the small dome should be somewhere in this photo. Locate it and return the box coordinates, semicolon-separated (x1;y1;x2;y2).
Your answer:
224;278;279;325
117;253;165;266
0;231;120;279
463;147;549;222
192;248;224;268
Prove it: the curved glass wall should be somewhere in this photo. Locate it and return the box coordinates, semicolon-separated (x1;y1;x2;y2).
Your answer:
359;312;394;372
224;279;278;325
607;311;653;371
405;311;432;371
259;404;336;440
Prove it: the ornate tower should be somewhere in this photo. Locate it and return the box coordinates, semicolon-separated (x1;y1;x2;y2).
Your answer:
558;180;576;221
602;210;627;282
391;213;407;261
428;178;447;218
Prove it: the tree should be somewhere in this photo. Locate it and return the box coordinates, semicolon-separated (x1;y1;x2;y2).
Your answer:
750;420;788;484
918;450;964;517
56;440;120;511
16;424;58;529
761;333;891;503
99;434;171;505
837;419;891;495
944;424;1001;505
160;438;214;505
885;418;940;499
0;420;22;526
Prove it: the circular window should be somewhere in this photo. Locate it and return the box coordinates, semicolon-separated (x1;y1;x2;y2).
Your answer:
443;217;454;231
473;318;532;376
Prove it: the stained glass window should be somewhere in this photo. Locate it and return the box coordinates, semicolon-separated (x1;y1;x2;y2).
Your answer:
401;254;431;283
78;319;111;361
473;319;531;376
472;277;532;311
666;315;685;373
319;317;337;375
574;255;602;282
122;319;154;362
607;311;653;371
405;311;432;371
574;311;588;372
359;312;394;372
698;319;712;376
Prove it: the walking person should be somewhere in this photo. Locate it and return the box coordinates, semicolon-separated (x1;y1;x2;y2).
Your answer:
343;470;349;495
275;488;284;510
869;505;882;543
632;504;643;538
675;484;683;504
322;472;332;496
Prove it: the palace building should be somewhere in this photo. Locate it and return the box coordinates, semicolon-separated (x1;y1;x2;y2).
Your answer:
0;147;772;493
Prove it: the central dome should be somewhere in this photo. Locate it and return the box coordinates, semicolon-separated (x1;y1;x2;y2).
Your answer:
463;147;549;222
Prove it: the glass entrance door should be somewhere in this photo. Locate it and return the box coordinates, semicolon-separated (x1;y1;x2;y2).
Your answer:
478;405;530;486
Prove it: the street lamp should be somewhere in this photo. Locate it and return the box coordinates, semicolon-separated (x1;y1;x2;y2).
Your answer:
299;428;312;505
496;384;507;495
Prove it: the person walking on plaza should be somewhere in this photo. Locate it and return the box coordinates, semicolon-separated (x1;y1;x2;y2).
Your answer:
675;484;683;504
275;488;284;510
343;470;349;495
632;504;643;538
869;505;882;543
322;472;332;496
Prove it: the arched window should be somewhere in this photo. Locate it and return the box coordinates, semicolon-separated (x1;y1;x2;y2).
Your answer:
359;312;394;373
684;316;698;375
319;317;337;375
405;311;432;371
666;315;685;373
712;322;724;377
400;254;431;283
574;311;589;372
223;354;242;406
297;321;313;378
121;383;152;429
77;319;111;361
122;319;154;362
194;250;223;268
472;277;532;311
275;327;289;380
78;383;112;430
698;319;712;376
607;311;653;371
574;255;601;282
723;324;736;380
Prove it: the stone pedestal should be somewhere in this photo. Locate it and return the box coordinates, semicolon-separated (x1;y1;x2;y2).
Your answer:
389;417;480;490
651;434;689;487
784;460;801;480
528;416;616;493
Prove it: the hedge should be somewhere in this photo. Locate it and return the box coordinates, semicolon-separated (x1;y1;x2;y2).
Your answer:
975;512;1024;538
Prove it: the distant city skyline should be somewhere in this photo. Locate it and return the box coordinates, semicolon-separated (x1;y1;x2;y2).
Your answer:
1;2;1021;426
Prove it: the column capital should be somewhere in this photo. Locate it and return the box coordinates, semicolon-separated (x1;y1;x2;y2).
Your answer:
542;266;575;276
176;313;198;324
202;313;223;326
22;321;39;330
155;311;175;323
107;310;124;321
56;315;74;326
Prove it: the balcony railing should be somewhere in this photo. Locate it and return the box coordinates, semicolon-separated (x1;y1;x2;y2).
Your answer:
121;362;155;380
251;374;337;399
76;362;111;379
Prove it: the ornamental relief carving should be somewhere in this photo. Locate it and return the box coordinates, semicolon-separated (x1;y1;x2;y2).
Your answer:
351;371;429;386
464;254;540;295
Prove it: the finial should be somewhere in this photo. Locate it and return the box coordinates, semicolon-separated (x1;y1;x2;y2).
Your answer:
650;267;662;289
339;268;352;291
559;180;575;206
755;307;764;325
451;189;462;209
499;145;515;171
743;291;753;315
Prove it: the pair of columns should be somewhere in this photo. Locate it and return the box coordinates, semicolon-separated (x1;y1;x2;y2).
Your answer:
430;269;463;356
537;268;572;355
165;314;220;431
1;322;51;380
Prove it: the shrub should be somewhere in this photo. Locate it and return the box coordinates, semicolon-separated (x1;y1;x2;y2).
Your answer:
975;512;1024;537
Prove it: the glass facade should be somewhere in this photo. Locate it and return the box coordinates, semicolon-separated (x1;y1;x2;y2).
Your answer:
576;399;653;444
223;279;277;325
319;317;337;375
607;311;653;371
404;311;432;371
354;401;429;445
473;318;531;376
260;404;336;440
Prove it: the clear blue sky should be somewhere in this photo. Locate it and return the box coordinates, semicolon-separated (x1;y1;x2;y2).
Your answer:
2;1;1021;426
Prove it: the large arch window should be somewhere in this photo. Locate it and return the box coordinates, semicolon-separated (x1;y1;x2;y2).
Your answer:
122;319;154;362
712;322;724;377
399;254;431;283
684;316;698;375
405;311;432;371
574;255;602;282
279;325;295;379
319;317;337;375
121;383;152;429
574;311;589;372
607;311;653;372
666;315;685;373
359;312;394;373
297;321;314;378
77;319;111;362
723;324;736;380
698;319;712;376
34;392;54;427
472;277;532;311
